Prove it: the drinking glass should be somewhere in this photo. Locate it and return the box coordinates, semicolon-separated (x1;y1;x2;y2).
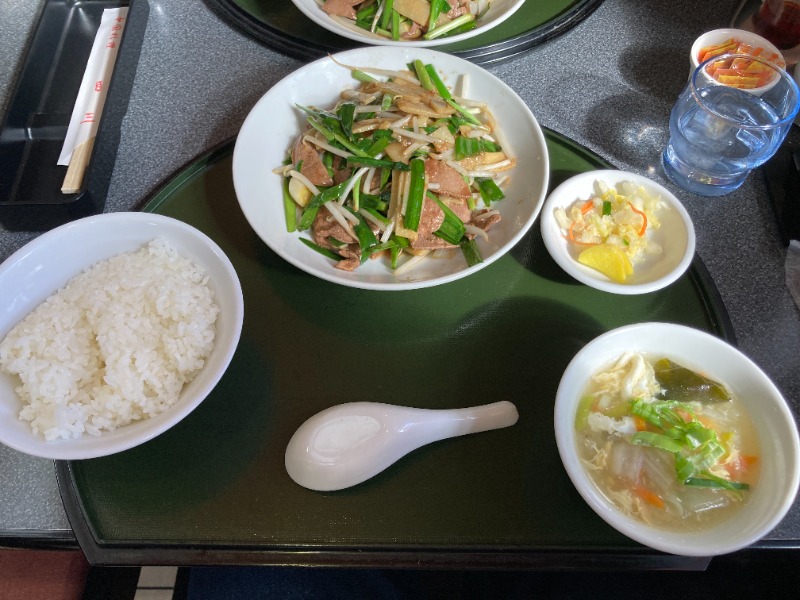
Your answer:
662;52;800;196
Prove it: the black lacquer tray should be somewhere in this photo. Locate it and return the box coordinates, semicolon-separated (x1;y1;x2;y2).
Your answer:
56;129;734;568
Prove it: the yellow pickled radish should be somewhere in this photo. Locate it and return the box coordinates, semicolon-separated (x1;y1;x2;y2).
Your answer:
578;245;633;283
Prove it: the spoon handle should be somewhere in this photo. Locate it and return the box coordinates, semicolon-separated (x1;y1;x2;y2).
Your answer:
398;401;519;446
439;401;519;436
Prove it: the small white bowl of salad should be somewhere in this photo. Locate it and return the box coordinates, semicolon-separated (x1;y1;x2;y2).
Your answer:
540;170;695;295
292;0;525;47
554;322;800;556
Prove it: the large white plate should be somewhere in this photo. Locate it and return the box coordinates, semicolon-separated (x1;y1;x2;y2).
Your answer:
291;0;526;48
233;46;549;291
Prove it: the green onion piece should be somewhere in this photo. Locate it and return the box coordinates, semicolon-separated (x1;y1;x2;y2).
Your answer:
381;93;393;111
298;205;319;231
327;236;347;248
361;207;391;226
424;14;475;40
352;69;377;82
380;166;391;189
346;156;411;170
430;192;466;245
423;67;481;125
322;152;334;179
380;0;394;30
444;19;477;36
356;4;377;22
428;0;449;31
446;99;482;126
360;194;388;212
575;396;594;430
300;237;342;261
333;131;369;157
404;158;426;231
282;178;297;233
424;64;453;100
454;136;482;160
675;454;697;482
306;115;336;142
307;182;348;209
393;234;410;248
338;102;356;138
685;474;750;491
366;135;391;157
630;431;683;454
602;200;612;216
476;177;505;205
413;59;434;90
347;209;378;263
390;244;401;269
421;66;482;126
391;9;400;41
460;237;483;266
454;137;499;161
683;421;716;449
630;398;664;429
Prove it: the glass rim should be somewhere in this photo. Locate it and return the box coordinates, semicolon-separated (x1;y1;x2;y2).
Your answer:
689;52;800;129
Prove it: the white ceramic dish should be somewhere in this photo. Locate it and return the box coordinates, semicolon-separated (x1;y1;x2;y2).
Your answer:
0;213;244;460
554;322;800;556
291;0;525;48
690;28;786;95
233;46;549;291
540;170;695;295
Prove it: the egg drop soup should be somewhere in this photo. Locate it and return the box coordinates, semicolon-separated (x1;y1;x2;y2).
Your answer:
575;351;760;532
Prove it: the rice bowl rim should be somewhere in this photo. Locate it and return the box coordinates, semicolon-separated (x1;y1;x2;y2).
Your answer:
0;212;244;460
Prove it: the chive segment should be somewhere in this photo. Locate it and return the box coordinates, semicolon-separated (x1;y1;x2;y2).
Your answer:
404;158;426;231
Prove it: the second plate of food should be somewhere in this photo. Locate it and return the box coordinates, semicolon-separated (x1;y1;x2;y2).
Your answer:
290;0;526;48
233;46;549;291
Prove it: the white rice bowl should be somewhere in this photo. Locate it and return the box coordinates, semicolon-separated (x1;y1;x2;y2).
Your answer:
0;213;243;460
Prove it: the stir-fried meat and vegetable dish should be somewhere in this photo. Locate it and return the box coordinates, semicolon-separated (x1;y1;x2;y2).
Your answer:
275;59;514;273
320;0;493;41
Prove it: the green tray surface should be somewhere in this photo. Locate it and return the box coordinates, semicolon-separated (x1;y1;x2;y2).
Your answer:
57;130;733;564
208;0;605;63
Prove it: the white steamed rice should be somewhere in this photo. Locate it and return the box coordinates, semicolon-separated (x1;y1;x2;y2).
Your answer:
0;239;220;441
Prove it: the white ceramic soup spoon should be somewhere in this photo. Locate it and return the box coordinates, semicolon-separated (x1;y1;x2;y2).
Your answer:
285;401;519;491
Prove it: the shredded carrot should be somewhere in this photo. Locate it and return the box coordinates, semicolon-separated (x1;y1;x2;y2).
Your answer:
632;484;665;509
726;454;759;478
633;416;648;431
696;414;717;430
566;199;597;244
627;202;648;236
566;221;599;246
